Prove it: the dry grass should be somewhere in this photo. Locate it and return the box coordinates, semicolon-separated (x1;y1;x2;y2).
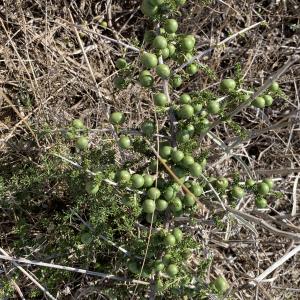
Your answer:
1;0;300;299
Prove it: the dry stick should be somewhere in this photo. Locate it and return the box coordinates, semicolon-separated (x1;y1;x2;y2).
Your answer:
249;244;300;286
0;254;149;286
209;55;300;132
0;248;57;300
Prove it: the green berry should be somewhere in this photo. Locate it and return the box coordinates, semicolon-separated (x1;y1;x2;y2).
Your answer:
147;187;161;200
263;95;273;106
131;174;145;189
118;135;131;149
245;179;256;187
163;187;175;201
180;35;195;52
141;0;158;17
110;112;124;125
252;97;265;108
186;124;195;135
185;63;198;75
164;19;178;33
215;177;229;189
139;70;154;87
171;150;184;163
207;100;220;114
183;194;196;207
166;264;178;277
257;182;270;195
213;276;229;293
168;44;176;56
143;199;156;213
255;197;268;209
190;184;203;196
179;93;191;104
141;52;158;69
100;21;108;28
115;58;127;69
178;104;194;119
143;174;154;187
220;78;236;92
270;81;279;92
154;92;168;106
173;228;183;241
156;64;171;79
162;254;172;265
117;170;131;183
159;145;172;158
164;234;176;246
141;120;155;136
181;155;195;168
171;75;183;88
154;261;165;272
193;103;203;113
176;130;190;143
156;199;168;211
170;197;182;212
76;136;88;150
263;178;274;189
189;163;202;177
153;35;168;49
231;186;245;199
161;47;170;59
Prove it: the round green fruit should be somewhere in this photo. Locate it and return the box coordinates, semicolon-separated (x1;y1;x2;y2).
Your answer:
141;0;158;16
141;120;155;136
171;75;183;88
141;52;158;69
143;199;156;213
66;131;75;140
162;254;172;265
100;21;108;28
193;103;203;113
117;170;131;183
176;130;190;143
179;93;191;104
178;104;194;119
166;264;178;277
154;279;164;292
186;124;195;135
118;135;131;149
72;119;84;129
207;100;220;114
263;95;273;106
186;63;198;75
170;197;182;212
181;155;195;168
245;178;256;187
173;228;183;241
190;184;203;196
183;193;196;207
156;64;171;79
164;19;178;33
168;44;176;56
255;197;268;209
154;92;168;106
154;261;165;272
147;187;161;200
115;58;127;69
161;48;170;59
220;78;236;92
231;186;245;199
263;178;274;189
270;81;279;92
257;182;270;195
139;70;154;87
189;163;202;177
159;145;172;158
85;181;99;195
180;35;195;52
163;186;175;201
131;174;145;189
164;234;176;246
252;97;265;108
153;35;168;49
215;177;229;189
171;149;184;163
110;112;124;125
156;199;168;211
143;174;154;187
76;136;88;150
213;276;229;293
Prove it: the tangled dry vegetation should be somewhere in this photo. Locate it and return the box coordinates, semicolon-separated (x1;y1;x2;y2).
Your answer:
0;0;300;299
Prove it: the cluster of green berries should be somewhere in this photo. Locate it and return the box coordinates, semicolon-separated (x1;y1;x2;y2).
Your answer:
66;119;89;150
